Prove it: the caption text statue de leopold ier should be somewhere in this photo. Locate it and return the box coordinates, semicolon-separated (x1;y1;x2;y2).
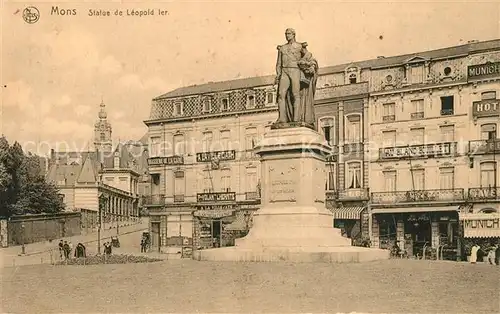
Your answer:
273;28;319;130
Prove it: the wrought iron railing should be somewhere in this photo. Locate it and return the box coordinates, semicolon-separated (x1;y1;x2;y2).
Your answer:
468;139;500;155
343;143;364;154
371;188;465;204
468;187;500;200
338;188;369;200
440;108;454;116
411;112;424;119
325;191;338;200
143;194;165;206
382;115;395;122
379;142;458;160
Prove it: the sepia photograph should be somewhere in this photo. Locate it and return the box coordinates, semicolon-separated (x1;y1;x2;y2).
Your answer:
1;0;500;313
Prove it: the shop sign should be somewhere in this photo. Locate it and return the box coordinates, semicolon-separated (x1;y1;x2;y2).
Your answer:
468;61;500;80
196;205;234;211
193;209;234;219
468;187;498;200
196;150;236;162
379;142;456;160
148;156;184;166
472;99;500;118
463;217;500;229
197;192;236;202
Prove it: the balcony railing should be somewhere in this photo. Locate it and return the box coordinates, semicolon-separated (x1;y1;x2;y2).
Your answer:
173;194;185;203
338;188;369;200
379;142;458;160
468;187;500;200
343;143;364;154
245;191;260;200
143;194;165;206
468;139;500;155
371;188;465;204
382;115;395;122
440;108;454;116
325;191;338;200
411;112;424;119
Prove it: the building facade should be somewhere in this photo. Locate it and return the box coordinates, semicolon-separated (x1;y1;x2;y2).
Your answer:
368;40;500;259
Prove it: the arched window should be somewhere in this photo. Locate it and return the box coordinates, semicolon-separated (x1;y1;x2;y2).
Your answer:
349;73;357;84
318;117;335;145
346;161;362;189
480;162;497;188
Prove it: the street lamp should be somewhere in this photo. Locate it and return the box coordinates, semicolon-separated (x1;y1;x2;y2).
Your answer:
98;193;108;255
20;222;26;255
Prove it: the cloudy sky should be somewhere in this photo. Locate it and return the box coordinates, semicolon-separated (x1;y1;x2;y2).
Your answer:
1;1;499;155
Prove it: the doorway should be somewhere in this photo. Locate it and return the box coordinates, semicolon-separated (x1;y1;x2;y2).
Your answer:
151;222;161;248
212;220;221;247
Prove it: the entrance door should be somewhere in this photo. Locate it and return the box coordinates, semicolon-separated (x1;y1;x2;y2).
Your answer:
151;222;161;248
212;220;221;247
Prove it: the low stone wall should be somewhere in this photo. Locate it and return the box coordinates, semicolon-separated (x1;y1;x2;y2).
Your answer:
6;212;82;246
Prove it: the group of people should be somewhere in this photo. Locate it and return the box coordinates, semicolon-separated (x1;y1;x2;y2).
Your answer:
103;242;113;255
58;240;87;259
470;243;500;265
140;235;150;253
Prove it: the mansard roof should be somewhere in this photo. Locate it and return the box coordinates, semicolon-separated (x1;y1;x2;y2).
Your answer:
154;39;500;100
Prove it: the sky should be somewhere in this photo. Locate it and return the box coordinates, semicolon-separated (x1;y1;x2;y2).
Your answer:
1;0;499;156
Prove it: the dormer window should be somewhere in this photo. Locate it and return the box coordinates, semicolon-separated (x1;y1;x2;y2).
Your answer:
349;73;357;84
173;101;184;116
202;97;212;113
246;92;256;109
266;92;274;105
221;98;229;112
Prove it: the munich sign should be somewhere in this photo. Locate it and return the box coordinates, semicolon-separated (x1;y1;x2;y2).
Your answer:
468;62;500;80
196;150;236;162
380;143;456;160
197;192;236;202
472;99;500;118
464;218;500;229
148;156;184;166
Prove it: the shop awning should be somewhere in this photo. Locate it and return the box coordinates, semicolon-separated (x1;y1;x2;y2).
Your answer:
193;209;234;219
331;206;365;220
371;206;459;214
459;212;500;238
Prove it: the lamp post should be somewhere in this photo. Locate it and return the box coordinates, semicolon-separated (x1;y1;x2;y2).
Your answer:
20;222;26;255
98;193;108;255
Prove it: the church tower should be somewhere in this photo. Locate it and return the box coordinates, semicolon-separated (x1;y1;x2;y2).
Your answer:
94;100;112;153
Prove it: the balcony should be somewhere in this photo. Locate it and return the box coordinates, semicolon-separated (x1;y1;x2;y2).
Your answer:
468;139;500;155
326;191;338;201
379;142;458;160
143;194;165;206
382;115;395;122
173;194;185;203
440;108;454;116
411;112;424;119
245;191;260;200
371;188;465;205
468;187;500;201
338;188;369;201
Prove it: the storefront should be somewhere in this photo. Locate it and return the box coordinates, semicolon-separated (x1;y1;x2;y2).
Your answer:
459;206;500;261
330;206;368;241
371;206;460;259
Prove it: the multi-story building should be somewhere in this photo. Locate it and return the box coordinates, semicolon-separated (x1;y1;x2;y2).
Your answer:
368;40;500;258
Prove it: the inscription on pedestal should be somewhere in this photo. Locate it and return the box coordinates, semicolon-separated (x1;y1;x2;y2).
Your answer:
269;165;297;202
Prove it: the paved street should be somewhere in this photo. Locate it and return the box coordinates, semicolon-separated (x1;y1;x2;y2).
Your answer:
1;259;499;313
0;219;152;268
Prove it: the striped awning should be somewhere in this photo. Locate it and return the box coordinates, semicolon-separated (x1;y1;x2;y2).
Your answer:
331;206;365;220
193;209;234;219
459;212;500;238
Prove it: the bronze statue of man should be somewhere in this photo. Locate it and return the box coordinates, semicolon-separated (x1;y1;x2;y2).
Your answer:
274;28;319;128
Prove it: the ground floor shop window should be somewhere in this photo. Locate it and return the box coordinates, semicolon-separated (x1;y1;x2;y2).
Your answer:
378;215;397;249
404;214;431;258
196;218;234;249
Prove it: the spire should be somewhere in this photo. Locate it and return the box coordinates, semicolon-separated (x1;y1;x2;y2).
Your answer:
98;98;107;120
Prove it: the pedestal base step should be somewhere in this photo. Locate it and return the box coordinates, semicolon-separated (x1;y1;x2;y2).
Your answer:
193;246;390;263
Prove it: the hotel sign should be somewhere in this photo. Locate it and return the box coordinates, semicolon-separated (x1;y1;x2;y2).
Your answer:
472;99;500;118
147;156;184;166
379;143;456;160
468;62;500;80
196;150;236;162
197;192;236;203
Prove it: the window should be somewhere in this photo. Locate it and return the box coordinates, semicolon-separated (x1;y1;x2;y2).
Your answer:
247;94;256;109
114;157;120;168
150;137;161;157
440;96;454;116
410;65;424;84
481;124;497;140
220;168;231;192
319;117;335;145
220;130;231;151
245;127;258;157
202;132;213;152
382;103;395;121
203;170;212;193
174;101;183;116
480;162;497;188
383;171;397;192
100;133;106;141
410;128;425;145
173;134;185;155
246;167;258;192
411;99;424;119
481;91;497;100
266;92;274;104
345;115;361;143
325;164;336;191
439;167;454;189
411;169;425;190
174;171;185;195
221;98;229;112
382;130;397;147
202;98;212;113
349;73;357;84
346;162;362;189
440;125;455;142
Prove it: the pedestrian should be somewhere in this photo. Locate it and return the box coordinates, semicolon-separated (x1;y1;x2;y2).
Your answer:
140;238;145;253
58;240;64;259
487;245;497;265
68;241;73;254
470;244;480;264
495;243;500;266
63;241;70;260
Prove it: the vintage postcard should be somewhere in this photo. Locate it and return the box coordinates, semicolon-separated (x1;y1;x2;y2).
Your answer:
1;1;500;313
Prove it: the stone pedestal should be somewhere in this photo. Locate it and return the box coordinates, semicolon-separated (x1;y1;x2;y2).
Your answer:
194;127;389;263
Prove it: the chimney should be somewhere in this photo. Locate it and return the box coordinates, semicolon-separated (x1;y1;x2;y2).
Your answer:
377;56;385;59
467;40;479;44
